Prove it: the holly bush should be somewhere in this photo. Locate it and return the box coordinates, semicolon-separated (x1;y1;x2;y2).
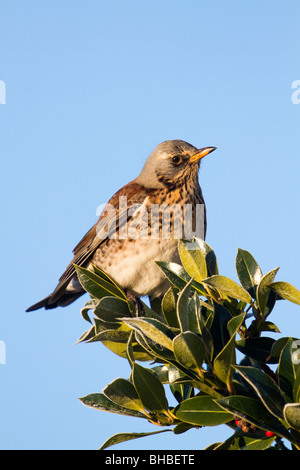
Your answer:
76;238;300;450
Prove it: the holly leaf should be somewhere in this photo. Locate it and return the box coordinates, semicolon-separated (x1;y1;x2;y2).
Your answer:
132;363;169;413
174;395;233;426
202;275;252;304
268;281;300;306
178;239;207;281
235;248;263;295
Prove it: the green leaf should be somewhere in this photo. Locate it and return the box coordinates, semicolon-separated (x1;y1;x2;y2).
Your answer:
178;239;207;282
235;365;286;419
91;263;125;291
239;436;276;450
236;337;276;363
256;267;279;317
151;364;170;384
94;296;131;322
209;432;240;450
293;368;300;403
283;403;300;431
174;395;233;426
227;312;245;337
186;292;202;334
209;302;231;357
134;329;174;361
86;328;129;344
99;430;171;450
79;393;146;419
268;337;290;363
74;265;127;300
235;248;263;294
137;300;164;321
213;313;246;386
168;364;186;384
122;317;174;351
162;286;180;328
220;434;271;451
260;321;280;333
103;378;144;412
126;330;135;367
80;298;98;324
191;237;219;276
217;395;293;441
156;261;206;296
268;281;300;305
170;381;193;404
176;279;193;332
173;331;205;373
277;337;299;400
76;324;96;344
132;363;169;413
156;261;191;290
173;422;195;434
87;326;152;361
202;275;252;304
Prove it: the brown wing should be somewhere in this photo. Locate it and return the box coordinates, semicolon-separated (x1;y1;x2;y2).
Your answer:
26;180;149;310
50;180;148;300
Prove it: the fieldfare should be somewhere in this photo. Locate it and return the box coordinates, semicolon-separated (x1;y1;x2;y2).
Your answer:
26;140;216;311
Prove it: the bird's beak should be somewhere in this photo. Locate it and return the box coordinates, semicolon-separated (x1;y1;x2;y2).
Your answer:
189;146;217;163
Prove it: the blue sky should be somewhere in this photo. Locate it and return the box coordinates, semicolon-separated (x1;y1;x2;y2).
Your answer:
1;0;300;450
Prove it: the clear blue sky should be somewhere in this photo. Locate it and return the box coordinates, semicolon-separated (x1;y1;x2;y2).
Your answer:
1;0;300;450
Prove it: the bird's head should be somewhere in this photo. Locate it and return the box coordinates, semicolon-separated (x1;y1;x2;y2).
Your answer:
136;139;216;189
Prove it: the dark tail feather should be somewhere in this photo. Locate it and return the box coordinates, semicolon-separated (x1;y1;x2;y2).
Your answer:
26;295;53;312
26;291;85;312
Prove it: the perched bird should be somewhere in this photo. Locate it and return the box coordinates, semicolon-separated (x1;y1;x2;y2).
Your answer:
26;140;216;311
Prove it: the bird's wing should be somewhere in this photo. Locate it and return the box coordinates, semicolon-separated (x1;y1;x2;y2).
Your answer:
49;181;148;302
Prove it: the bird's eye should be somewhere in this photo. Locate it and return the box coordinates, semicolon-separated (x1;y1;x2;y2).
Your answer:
171;155;182;165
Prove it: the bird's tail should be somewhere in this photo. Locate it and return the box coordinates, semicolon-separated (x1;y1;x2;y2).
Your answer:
26;291;84;312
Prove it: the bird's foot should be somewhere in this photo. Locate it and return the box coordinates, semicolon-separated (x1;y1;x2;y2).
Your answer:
126;290;144;317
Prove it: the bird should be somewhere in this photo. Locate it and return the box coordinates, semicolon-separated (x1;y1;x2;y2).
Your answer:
26;140;216;312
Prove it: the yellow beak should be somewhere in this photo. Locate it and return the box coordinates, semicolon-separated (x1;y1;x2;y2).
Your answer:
189;146;216;163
